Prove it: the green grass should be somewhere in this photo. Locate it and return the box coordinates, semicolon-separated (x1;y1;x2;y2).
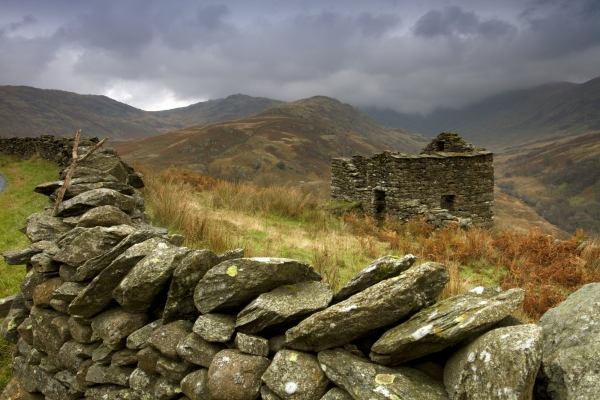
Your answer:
0;155;59;390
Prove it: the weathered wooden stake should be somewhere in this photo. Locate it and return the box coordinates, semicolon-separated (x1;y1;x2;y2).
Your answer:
52;130;109;217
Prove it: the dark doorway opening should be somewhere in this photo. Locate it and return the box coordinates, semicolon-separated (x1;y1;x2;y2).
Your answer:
435;140;445;151
373;189;386;217
441;195;455;211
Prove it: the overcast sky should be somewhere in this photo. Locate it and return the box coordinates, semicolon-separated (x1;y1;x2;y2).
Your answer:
1;0;599;113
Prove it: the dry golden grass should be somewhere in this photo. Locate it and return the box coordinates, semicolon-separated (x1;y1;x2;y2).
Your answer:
139;166;600;321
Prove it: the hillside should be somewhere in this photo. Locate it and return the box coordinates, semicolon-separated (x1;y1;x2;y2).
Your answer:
495;130;600;234
114;96;429;187
0;87;282;140
364;76;600;151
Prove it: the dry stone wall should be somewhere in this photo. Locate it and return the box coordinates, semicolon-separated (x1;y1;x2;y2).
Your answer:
1;138;599;400
331;132;494;228
0;135;94;167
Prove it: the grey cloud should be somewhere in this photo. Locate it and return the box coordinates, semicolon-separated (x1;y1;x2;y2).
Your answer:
413;6;516;39
356;12;401;38
7;15;37;32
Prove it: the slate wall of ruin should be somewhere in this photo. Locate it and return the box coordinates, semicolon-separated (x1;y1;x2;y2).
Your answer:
331;150;494;227
1;136;597;400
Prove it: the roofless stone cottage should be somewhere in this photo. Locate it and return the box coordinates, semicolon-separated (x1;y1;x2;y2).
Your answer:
330;132;494;227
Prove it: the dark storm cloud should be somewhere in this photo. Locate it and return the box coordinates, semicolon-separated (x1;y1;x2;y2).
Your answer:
0;0;599;113
413;6;516;39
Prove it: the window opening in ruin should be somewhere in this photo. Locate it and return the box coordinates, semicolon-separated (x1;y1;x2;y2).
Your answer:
436;140;445;151
373;189;386;216
441;195;455;211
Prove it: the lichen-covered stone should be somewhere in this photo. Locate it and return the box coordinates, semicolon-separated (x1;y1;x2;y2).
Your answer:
54;225;135;267
127;320;164;350
24;212;73;243
111;348;138;367
30;307;71;365
17;316;34;344
207;349;270;400
181;369;213;400
194;258;322;314
261;385;283;400
193;313;237;343
68;237;171;318
2;246;43;265
320;387;354;400
58;340;100;372
333;254;417;303
53;282;87;302
444;324;543;400
370;286;525;365
76;205;133;228
137;346;162;374
21;269;55;302
90;307;148;346
262;350;329;400
72;229;165;282
113;245;190;313
154;375;184;399
85;363;135;386
234;332;269;357
218;248;245;263
1;378;45;399
147;320;194;359
156;356;196;381
536;282;600;399
318;348;448;400
30;252;59;273
163;249;220;323
129;367;159;395
236;281;333;335
56;188;136;217
67;316;96;344
285;262;449;352
176;332;225;368
1;293;29;343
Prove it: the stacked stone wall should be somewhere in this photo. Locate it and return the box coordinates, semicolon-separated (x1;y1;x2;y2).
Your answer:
1;137;598;399
0;135;101;167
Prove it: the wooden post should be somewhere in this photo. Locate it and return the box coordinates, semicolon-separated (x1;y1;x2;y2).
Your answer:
52;130;109;217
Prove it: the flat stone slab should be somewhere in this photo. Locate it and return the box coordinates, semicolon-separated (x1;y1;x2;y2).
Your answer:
193;313;237;343
76;205;132;228
333;254;417;303
194;257;322;314
536;282;600;399
54;225;136;267
56;188;136;217
25;211;73;243
285;262;449;352
444;324;543;400
68;238;172;318
236;281;333;334
370;286;525;365
318;348;449;400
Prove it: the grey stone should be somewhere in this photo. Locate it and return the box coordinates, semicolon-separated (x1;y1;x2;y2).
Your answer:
85;363;135;386
58;340;100;372
53;180;135;201
236;281;333;334
194;258;322;314
54;369;88;393
1;378;45;399
30;307;71;364
54;225;135;267
21;269;54;301
68;237;171;318
56;188;136;217
320;387;354;400
29;364;81;399
536;282;600;399
92;343;118;364
53;282;87;302
147;320;194;359
156;356;196;381
207;349;270;400
163;249;220;323
76;205;133;228
285;262;449;352
262;350;330;400
218;248;245;263
24;212;73;243
111;348;138;366
84;384;128;399
49;298;70;314
0;293;29;343
68;316;96;344
176;332;225;368
75;148;130;183
318;348;448;400
31;252;59;273
2;246;42;265
113;244;191;313
262;385;283;400
234;332;269;357
72;229;164;282
17;316;34;344
127;320;164;349
269;335;286;356
154;375;184;399
181;369;213;400
90;307;148;346
137;346;162;374
59;264;78;282
193;313;237;343
444;324;543;400
129;367;159;395
370;286;526;365
35;175;120;196
333;254;417;303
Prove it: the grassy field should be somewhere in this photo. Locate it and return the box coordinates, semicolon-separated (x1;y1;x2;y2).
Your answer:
0;155;60;390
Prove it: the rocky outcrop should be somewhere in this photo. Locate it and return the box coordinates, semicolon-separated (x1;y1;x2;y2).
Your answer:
1;139;597;400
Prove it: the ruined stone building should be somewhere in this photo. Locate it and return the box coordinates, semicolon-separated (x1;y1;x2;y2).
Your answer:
330;132;494;227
